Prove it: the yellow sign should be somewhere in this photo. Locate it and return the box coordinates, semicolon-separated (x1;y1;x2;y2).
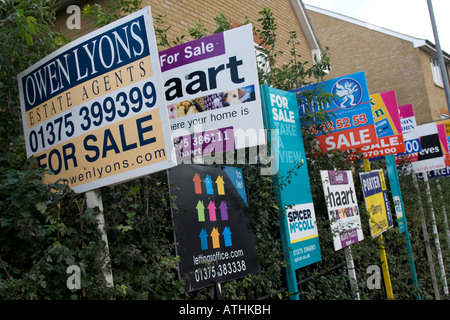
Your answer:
360;169;394;238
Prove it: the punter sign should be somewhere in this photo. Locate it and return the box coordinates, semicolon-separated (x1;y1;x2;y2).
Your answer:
168;164;259;292
17;7;176;193
360;170;393;238
358;91;405;159
160;24;264;160
321;170;364;251
294;71;377;153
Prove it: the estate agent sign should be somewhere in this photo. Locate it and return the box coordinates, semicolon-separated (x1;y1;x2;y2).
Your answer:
161;24;265;160
360;170;394;238
261;85;321;270
18;7;177;193
295;71;377;154
168;164;259;292
321;170;364;251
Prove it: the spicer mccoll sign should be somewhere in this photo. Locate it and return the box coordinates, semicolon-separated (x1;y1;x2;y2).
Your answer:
261;85;321;270
17;7;177;193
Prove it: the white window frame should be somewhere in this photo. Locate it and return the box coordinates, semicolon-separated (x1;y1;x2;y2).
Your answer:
430;56;444;86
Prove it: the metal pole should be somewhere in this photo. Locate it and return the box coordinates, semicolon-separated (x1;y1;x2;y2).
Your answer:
85;189;114;288
427;0;450;115
377;234;394;299
436;178;450;250
423;174;449;295
413;174;440;299
344;246;360;300
333;163;360;300
363;159;394;299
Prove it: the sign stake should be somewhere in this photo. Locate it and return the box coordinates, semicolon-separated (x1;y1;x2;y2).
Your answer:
412;174;441;299
344;246;360;299
376;234;393;299
385;154;420;299
363;159;394;299
85;189;114;288
435;178;450;250
209;281;222;300
423;174;449;295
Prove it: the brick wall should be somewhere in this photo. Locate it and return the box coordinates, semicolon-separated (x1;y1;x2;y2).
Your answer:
420;50;450;120
54;0;315;68
307;9;449;124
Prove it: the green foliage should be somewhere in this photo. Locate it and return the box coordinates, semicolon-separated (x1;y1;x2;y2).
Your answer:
82;0;142;27
1;1;450;300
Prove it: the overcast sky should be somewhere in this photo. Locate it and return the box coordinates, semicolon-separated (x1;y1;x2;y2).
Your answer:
303;0;450;53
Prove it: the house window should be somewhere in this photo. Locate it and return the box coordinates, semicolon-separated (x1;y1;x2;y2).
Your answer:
430;57;444;85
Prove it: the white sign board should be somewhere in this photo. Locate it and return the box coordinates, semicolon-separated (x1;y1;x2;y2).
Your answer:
17;7;177;193
321;170;364;251
160;24;265;159
412;123;446;173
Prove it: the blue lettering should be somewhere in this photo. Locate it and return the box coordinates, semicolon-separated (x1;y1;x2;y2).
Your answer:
22;15;149;111
84;134;99;162
136;114;156;146
119;124;137;151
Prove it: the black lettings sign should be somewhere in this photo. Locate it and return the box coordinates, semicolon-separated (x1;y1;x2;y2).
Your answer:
168;164;259;292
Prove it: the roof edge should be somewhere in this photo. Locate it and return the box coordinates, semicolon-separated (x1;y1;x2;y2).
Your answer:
305;4;450;61
291;1;323;54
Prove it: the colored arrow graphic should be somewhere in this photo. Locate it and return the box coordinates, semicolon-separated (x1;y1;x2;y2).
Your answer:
193;173;202;194
210;227;220;249
222;227;232;247
219;201;228;220
215;175;225;195
199;228;208;250
204;174;214;195
196;200;205;222
207;200;217;221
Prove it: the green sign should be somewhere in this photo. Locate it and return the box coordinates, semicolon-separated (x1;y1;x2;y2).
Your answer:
261;84;321;271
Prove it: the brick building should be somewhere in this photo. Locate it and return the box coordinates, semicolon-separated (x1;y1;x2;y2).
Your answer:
54;0;322;69
305;4;450;124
